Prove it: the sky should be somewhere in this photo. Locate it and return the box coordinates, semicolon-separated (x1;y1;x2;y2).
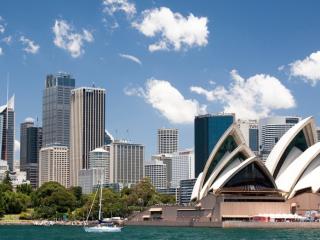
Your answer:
1;0;320;160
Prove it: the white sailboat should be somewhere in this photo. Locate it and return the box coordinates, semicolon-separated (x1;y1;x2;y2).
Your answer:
83;179;122;233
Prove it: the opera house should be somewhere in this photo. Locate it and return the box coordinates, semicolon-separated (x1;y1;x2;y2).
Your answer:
188;116;320;221
130;116;320;224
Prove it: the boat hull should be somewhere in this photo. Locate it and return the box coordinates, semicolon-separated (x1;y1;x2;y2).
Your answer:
84;226;122;233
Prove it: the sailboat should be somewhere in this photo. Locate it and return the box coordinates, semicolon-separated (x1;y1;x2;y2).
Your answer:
83;179;122;233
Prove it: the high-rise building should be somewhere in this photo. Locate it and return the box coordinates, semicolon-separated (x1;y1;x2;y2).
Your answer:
317;128;320;142
104;130;114;145
171;150;195;188
194;113;234;177
179;178;196;205
0;96;15;171
152;153;173;188
70;87;105;186
145;160;167;190
237;119;259;154
79;168;105;194
110;140;144;186
20;119;34;171
25;126;42;188
157;128;178;154
39;146;69;188
89;148;110;183
259;116;301;161
42;73;75;147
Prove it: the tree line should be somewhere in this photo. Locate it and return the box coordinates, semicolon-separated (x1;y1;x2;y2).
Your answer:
0;174;175;220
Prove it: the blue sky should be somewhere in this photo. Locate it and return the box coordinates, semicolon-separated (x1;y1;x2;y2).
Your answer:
1;0;320;159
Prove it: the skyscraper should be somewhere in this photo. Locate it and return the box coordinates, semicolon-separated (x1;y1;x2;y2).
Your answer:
145;160;167;190
171;149;195;188
39;146;69;188
194;113;234;177
70;87;105;186
157;128;178;154
42;73;75;147
20;118;34;171
237;119;259;154
109;140;144;186
259;116;301;161
0;96;15;171
89;148;110;183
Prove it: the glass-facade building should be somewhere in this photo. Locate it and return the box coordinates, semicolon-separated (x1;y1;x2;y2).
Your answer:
42;73;75;147
194;114;234;177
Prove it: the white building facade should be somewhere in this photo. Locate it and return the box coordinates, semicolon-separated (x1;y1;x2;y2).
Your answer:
145;160;167;189
157;128;178;154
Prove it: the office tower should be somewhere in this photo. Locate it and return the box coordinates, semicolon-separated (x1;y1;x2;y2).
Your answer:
171;150;195;188
70;87;105;186
79;168;105;194
109;140;144;186
20;119;34;171
0;96;15;171
25;126;42;188
259;116;301;161
104;130;114;145
152;153;173;188
157;128;178;154
39;146;69;188
42;73;75;147
237;119;259;154
179;178;196;205
145;160;167;189
89;148;110;183
317;128;320;142
194;113;234;177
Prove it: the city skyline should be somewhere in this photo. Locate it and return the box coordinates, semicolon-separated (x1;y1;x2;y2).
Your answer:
2;0;320;160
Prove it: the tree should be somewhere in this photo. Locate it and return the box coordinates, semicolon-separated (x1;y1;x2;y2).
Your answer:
3;191;30;214
17;183;33;195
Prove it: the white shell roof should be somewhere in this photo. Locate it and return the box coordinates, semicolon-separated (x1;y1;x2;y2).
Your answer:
190;172;203;201
276;142;320;194
265;116;316;176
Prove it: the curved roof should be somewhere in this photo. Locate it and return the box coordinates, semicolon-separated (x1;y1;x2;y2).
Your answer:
196;123;248;199
276;142;320;194
190;172;203;201
210;156;277;192
199;144;254;199
265;117;317;177
288;156;320;199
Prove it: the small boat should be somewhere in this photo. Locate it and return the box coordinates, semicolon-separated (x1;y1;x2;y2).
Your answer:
83;178;122;233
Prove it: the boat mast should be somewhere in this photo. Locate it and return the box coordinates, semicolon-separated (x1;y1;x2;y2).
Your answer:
98;176;103;221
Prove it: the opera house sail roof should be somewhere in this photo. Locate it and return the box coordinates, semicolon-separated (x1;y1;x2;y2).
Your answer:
192;116;320;202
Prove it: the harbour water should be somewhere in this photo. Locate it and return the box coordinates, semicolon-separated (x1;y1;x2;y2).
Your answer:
1;225;320;240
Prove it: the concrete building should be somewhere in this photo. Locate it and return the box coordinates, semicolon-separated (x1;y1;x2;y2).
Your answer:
39;146;69;188
145;160;167;189
69;87;105;186
171;150;195;188
110;140;144;186
89;148;110;183
104;130;114;145
157;128;178;154
9;170;30;188
237;119;259;154
179;178;196;205
194;113;234;177
0;160;8;181
152;153;173;188
0;96;15;171
259;116;301;161
42;73;75;147
79;168;105;194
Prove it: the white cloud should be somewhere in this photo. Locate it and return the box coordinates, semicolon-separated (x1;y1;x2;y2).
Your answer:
14;140;20;160
20;36;40;54
191;70;296;119
125;78;207;124
102;0;136;18
0;16;6;34
119;53;142;65
52;19;94;58
289;51;320;86
0;47;3;56
133;7;209;52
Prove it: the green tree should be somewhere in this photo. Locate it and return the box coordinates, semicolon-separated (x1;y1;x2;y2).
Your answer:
16;183;33;195
3;191;30;214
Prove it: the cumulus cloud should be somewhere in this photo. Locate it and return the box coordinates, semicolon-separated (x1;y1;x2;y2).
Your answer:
0;47;3;56
119;53;142;65
191;70;296;119
52;19;94;58
125;78;207;124
289;51;320;86
102;0;136;17
0;16;6;34
133;7;209;52
2;36;12;45
20;36;40;54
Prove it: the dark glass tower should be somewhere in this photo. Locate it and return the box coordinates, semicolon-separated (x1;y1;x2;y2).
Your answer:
20;119;34;171
0;96;15;171
42;73;75;147
194;114;234;177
